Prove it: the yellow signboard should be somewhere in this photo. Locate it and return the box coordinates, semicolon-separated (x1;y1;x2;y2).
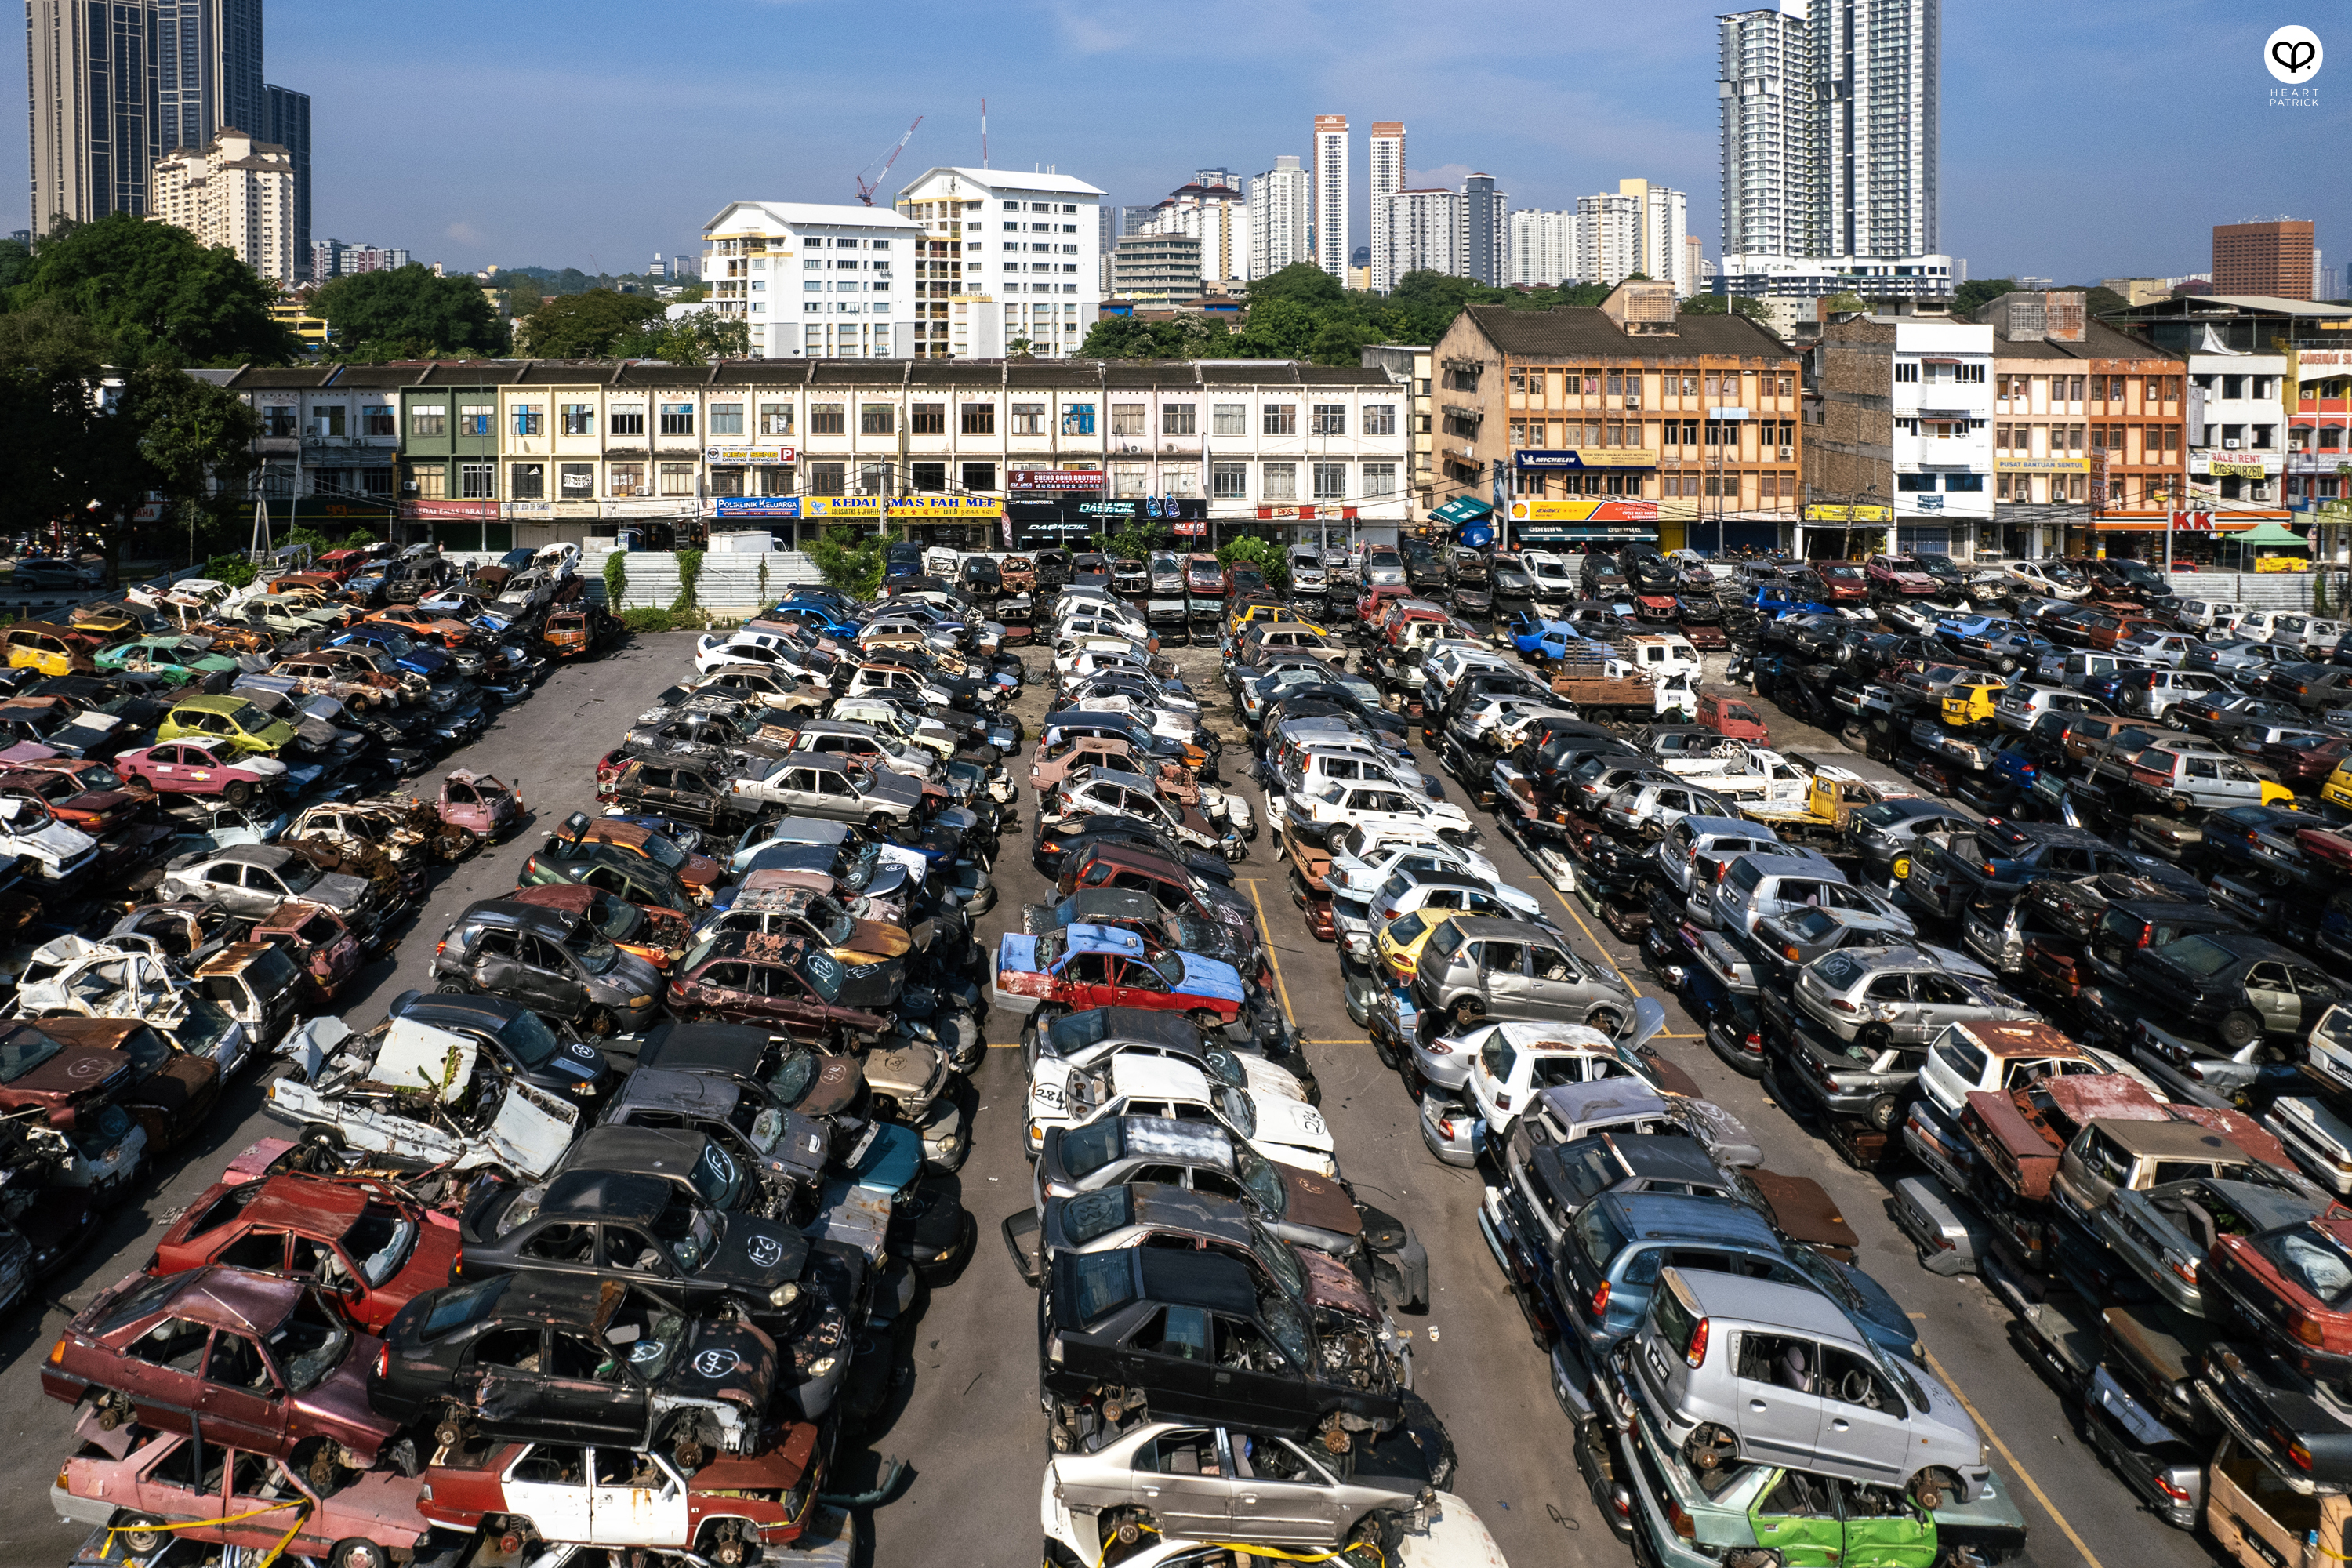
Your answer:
1994;456;2089;474
1802;503;1893;522
2206;456;2269;478
2255;555;2310;572
800;496;1004;519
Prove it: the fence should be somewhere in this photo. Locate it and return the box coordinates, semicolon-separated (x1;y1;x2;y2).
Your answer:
2161;569;2350;612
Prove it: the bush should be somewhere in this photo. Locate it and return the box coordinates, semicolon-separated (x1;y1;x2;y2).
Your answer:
202;552;259;587
670;547;704;618
602;550;628;609
619;607;677;633
805;526;884;599
1216;536;1288;593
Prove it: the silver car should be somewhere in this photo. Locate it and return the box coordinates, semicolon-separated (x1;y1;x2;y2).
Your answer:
1043;1419;1432;1554
1711;853;1893;936
1654;816;1783;895
1624;1265;1991;1506
2092;1176;2328;1319
1408;916;1639;1035
1792;946;2035;1046
159;843;382;938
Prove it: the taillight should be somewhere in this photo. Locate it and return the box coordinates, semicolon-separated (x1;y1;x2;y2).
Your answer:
1669;1502;1697;1540
2157;1475;2193;1504
2296;1314;2328;1348
1828;998;1858;1013
2137;925;2152;947
1686;1317;1711;1367
1436;1117;1457;1140
2292;1441;2316;1472
1590;1281;1611;1317
1495;1092;1512;1112
375;1345;390;1379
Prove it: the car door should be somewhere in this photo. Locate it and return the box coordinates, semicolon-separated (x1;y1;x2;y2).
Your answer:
522;935;590;1018
1227;1432;1347;1545
2292;965;2344;1037
1749;1470;1846;1568
1113;1427;1232;1541
1472;939;1531;1019
2245;960;2299;1035
470;928;531;997
1523;939;1592;1019
535;1331;648;1450
1732;1330;1829;1465
119;1315;216;1431
194;1329;284;1452
501;1443;597;1541
1809;1346;1912;1486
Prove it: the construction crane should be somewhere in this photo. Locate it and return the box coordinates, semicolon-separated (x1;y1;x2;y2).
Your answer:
855;117;924;205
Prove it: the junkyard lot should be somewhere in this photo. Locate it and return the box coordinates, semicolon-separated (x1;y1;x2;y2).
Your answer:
0;629;2218;1568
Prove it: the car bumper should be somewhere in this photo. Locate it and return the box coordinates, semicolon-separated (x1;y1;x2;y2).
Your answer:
1417;1095;1483;1166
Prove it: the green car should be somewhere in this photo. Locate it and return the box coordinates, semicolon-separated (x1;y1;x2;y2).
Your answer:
156;694;299;758
1606;1404;2027;1568
96;636;241;686
517;837;694;913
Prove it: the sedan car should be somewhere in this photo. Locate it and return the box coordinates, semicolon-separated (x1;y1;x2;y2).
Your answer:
114;741;289;803
1792;946;2036;1047
992;924;1247;1031
429;896;664;1036
160;844;380;939
369;1274;775;1465
2095;1176;2330;1320
149;1171;461;1334
42;1266;402;1479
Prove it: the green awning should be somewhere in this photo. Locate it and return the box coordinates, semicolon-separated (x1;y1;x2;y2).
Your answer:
2234;521;2308;546
1431;496;1494;524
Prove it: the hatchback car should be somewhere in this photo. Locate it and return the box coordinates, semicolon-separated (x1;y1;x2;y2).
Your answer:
1793;946;2034;1047
431;897;663;1035
1409;916;1639;1035
149;1171;461;1334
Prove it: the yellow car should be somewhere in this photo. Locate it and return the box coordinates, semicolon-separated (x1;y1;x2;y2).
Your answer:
2;621;100;677
1227;602;1326;637
157;694;299;758
2324;755;2352;811
1940;674;2008;728
1375;908;1468;985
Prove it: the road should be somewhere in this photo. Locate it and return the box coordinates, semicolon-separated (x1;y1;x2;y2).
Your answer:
0;628;2226;1568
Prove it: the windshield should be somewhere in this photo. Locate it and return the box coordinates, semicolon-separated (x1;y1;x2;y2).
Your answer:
764;1047;819;1106
569;930;621;975
172;996;236;1059
657;1194;722;1272
345;1206;419;1287
1258;1287;1313;1367
843;841;880;892
1786;908;1842;942
276;859;321;894
1200;1048;1248;1089
633;833;687;870
590;895;645;941
688;1142;742;1211
1214;1085;1256;1139
0;1026;65;1083
1231;1141;1286;1217
274;1295;350;1392
1248;1221;1309;1299
615;1294;689;1381
1384;911;1428;947
1060;1119;1123;1178
496;1008;564;1068
2262;1227;2352;1307
223;702;274;733
2162;935;2241;979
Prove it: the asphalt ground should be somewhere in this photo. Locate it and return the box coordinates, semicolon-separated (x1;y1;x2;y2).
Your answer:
0;623;2228;1568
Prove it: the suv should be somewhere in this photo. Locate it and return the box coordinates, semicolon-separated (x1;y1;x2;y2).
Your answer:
430;897;664;1035
1410;916;1639;1035
1791;946;2033;1048
1622;1266;1988;1508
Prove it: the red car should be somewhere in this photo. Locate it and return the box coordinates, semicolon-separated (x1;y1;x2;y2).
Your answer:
148;1171;459;1333
0;1020;132;1130
2261;732;2350;788
2205;1214;2352;1383
438;768;524;838
1866;554;1938;597
0;765;142;834
56;1428;432;1568
1694;691;1770;744
251;902;364;999
417;1425;826;1558
1811;560;1871;604
1185;553;1225;595
42;1266;405;1479
114;741;286;803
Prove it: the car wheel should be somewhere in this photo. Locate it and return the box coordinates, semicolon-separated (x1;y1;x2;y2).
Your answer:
434;979;469;995
1909;1466;1962;1511
580;1006;618;1039
223;779;253;805
1450;998;1483;1029
1683;1422;1739;1472
294;1438;342;1496
111;1515;170;1555
1586;1006;1626;1036
1867;1094;1900;1131
2218;1009;2263;1050
330;1540;390;1568
299;1125;344;1152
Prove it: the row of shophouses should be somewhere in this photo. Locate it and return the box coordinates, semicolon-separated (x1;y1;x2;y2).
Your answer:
196;282;2352;564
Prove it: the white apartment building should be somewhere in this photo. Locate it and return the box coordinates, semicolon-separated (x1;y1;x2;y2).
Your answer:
1134;171;1250;286
1386;189;1461;282
1577;191;1642;288
1508;209;1581;286
2196;355;2289;509
1890;321;1994;550
1368;122;1406;291
1312;114;1349;281
1250;156;1311;278
1625;180;1693;297
1718;1;1813;260
893;166;1102;361
150;128;297;284
699;201;922;361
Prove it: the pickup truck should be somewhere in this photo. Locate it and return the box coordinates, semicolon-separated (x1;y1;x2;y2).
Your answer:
2120;747;2296;813
1547;658;1690;720
1740;768;1919;848
1657;747;1817;810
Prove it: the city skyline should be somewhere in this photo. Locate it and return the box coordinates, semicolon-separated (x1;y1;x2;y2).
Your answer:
6;0;2347;287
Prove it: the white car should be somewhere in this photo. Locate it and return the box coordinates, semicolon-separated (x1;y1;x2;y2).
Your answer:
2238;609;2292;645
1054;636;1157;676
2176;599;2248;635
266;1016;579;1178
0;795;98;882
1058;692;1199;743
1289;546;1328;593
1465;1002;1669;1141
1287;775;1474;848
1029;1042;1308;1138
1327;824;1504;901
692;629;802;675
1024;1053;1335;1174
1523;550;1576;602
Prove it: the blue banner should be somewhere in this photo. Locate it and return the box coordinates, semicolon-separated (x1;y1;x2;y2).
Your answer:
714;497;801;518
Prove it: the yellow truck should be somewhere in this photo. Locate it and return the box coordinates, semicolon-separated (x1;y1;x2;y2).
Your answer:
1739;765;1919;849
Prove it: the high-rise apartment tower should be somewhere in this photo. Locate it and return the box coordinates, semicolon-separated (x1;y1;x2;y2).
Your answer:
1312;114;1348;280
1367;122;1405;291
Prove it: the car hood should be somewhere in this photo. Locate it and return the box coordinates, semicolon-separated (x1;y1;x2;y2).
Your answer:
1294;1244;1379;1320
699;1213;813;1293
657;1316;778;1409
865;771;924;808
309;870;375;914
1279;1167;1364;1239
1173;954;1247;1004
862;1043;945;1101
1250;1094;1333;1152
5;816;96;862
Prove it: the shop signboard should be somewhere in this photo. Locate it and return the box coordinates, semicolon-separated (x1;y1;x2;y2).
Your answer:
1007;470;1106;492
1254;506;1360;521
703;445;796;465
2256;555;2310;572
1994;456;2089;473
1512;449;1660;470
2206;454;2269;478
400;499;498;521
1802;503;1894;522
714;497;802;519
1505;499;1661;523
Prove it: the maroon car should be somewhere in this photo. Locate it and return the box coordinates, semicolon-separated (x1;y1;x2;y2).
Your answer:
42;1266;407;1483
2259;731;2349;788
2205;1214;2352;1385
1866;554;1938;597
0;1020;132;1130
0;768;141;836
1811;560;1871;604
149;1172;461;1334
666;931;889;1044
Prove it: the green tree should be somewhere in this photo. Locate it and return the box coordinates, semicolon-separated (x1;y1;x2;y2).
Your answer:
1007;336;1035;356
523;289;668;358
805;526;883;598
129;364;263;564
0;302;132;542
1953;278;2019;314
11;213;297;365
0;237;31;291
503;274;546;318
1679;293;1771;322
612;308;750;365
1217;535;1287;591
310;264;510;360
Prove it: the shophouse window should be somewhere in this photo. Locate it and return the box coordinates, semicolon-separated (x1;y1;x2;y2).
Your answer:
510;463;545;499
659;403;695;437
410;406;446;437
1363;405;1396;436
961;403;996;434
1264;403;1297;436
1211;462;1248;499
909;402;945;434
561;405;594;435
760;403;793;436
610;406;646;437
1163;404;1196;436
512;405;543;437
1213;403;1247;435
709;402;744;436
809;403;845;435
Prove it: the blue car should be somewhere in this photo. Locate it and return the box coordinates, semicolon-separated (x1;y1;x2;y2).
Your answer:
1506;611;1584;660
1750;584;1835;618
764;601;863;639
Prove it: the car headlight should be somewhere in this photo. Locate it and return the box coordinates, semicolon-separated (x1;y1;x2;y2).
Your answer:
571;1080;599;1097
804;1355;839;1377
768;1282;800;1308
933;1134;961;1156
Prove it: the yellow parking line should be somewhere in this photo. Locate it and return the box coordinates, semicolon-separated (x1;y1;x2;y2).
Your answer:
1918;1345;2107;1568
1528;877;1645;998
1236;878;1298;1024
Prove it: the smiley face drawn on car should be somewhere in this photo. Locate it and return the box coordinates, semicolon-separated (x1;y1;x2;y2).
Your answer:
692;1348;740;1379
746;1235;784;1269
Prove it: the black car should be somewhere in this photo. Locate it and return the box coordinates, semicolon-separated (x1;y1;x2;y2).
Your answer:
960;556;1001;599
456;1167;853;1420
2129;930;2344;1049
633;1022;869;1130
384;988;615;1102
1039;1247;1402;1448
1906;820;2202;921
517;838;697;916
429;898;665;1035
599;1068;831;1214
1030;815;1238;886
2198;1342;2352;1490
369;1274;778;1464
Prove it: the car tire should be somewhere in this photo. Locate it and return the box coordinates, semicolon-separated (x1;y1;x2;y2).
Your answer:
223;779;253;805
866;812;891;833
111;1514;170;1555
434;980;469;995
299;1125;344;1152
1450;998;1483;1030
1867;1094;1900;1131
330;1540;390;1568
2218;1009;2263;1050
1587;1006;1625;1036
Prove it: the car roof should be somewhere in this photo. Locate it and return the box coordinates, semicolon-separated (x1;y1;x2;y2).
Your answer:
539;1164;681;1221
1110;1054;1210;1100
1447;916;1564;943
1102;1116;1234;1167
1597;1190;1780;1247
459;898;575;939
1676;816;1758;839
2092;1119;2252;1160
1536;1081;1671;1123
392;989;535;1031
612;1067;743;1116
1602;1134;1727;1185
1943;1019;2086;1059
1668;1267;1865;1342
1058;922;1149;960
1737;853;1842;878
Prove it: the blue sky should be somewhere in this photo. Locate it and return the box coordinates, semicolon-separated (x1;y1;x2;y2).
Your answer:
6;0;2349;286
